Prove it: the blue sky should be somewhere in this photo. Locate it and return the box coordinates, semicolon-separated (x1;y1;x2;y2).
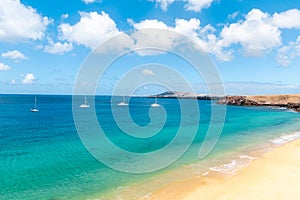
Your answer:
0;0;300;95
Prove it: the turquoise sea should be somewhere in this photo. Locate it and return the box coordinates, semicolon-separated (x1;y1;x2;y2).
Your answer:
1;94;300;199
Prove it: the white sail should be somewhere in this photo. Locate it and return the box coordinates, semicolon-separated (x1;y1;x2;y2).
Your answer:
151;96;160;107
30;96;39;112
80;96;90;108
118;93;128;106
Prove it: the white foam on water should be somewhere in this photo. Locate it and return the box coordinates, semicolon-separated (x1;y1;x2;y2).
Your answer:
269;132;300;146
209;154;255;176
202;172;209;176
271;107;287;110
239;155;255;160
209;160;237;175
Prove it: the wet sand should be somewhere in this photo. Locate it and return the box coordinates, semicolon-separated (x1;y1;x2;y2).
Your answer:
148;138;300;200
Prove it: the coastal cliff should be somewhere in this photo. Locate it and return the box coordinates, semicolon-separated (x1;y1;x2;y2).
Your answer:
218;94;300;112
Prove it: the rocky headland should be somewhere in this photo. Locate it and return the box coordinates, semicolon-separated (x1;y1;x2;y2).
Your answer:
218;94;300;112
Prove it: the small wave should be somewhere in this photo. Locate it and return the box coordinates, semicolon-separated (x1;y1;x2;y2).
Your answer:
239;155;255;160
202;172;209;176
271;107;287;110
209;160;238;175
269;132;300;145
209;154;255;175
286;109;298;113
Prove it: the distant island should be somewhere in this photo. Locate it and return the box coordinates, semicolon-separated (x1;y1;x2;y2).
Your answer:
148;91;223;100
149;91;300;112
218;94;300;112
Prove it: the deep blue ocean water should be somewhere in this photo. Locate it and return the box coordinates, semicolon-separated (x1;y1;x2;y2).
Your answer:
1;94;300;199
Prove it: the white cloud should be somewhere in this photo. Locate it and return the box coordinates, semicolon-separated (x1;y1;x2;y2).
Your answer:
220;9;282;57
184;0;214;12
59;11;120;49
10;79;16;84
172;18;231;60
228;11;239;20
0;0;50;42
148;0;175;10
272;9;300;29
22;73;36;84
142;69;156;76
1;50;27;61
44;40;73;55
94;33;134;54
128;8;300;62
0;63;11;71
130;19;170;30
129;19;176;55
277;36;300;67
61;14;69;20
82;0;100;4
65;8;300;65
148;0;214;12
129;18;232;60
173;18;201;38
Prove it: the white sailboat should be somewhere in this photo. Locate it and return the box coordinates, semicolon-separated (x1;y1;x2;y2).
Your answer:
118;94;128;106
151;96;160;107
80;96;90;108
30;96;39;112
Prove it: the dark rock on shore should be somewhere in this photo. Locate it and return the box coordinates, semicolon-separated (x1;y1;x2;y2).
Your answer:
287;102;300;112
218;95;300;112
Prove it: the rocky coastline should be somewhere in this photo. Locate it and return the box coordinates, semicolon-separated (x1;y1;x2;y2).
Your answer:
218;95;300;112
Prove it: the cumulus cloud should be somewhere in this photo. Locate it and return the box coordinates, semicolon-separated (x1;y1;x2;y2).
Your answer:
129;18;232;60
272;9;300;29
44;40;73;55
0;0;50;42
94;33;134;54
220;9;282;57
184;0;215;12
277;36;300;67
149;0;214;12
128;8;300;63
130;19;170;30
60;8;300;65
22;73;36;84
59;11;120;49
129;19;176;55
1;50;27;61
148;0;175;10
173;18;232;60
0;63;11;71
142;69;156;76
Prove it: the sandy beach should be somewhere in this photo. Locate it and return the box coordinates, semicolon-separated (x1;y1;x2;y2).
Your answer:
148;138;300;200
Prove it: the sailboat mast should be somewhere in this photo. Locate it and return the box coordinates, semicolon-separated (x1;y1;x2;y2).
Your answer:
35;97;37;108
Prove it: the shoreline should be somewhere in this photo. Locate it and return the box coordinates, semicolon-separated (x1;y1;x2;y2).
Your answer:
101;130;300;200
218;94;300;112
147;137;300;200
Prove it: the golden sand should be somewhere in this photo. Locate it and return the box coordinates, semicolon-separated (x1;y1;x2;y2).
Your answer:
147;139;300;200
